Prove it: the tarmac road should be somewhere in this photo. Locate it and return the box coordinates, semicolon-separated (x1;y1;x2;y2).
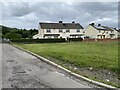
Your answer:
0;44;2;90
2;44;99;89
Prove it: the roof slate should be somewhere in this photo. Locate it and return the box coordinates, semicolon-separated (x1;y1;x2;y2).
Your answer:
39;22;84;29
102;26;114;31
90;24;114;31
93;25;106;30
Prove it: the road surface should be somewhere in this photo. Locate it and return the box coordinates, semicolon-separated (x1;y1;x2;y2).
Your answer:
0;44;2;90
2;44;99;89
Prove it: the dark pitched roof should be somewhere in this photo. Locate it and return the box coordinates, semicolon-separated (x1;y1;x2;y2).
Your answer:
90;24;114;31
117;30;120;32
93;25;106;30
112;28;120;32
39;22;84;29
102;26;114;31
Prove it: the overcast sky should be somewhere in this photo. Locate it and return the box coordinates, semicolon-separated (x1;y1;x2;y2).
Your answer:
1;2;118;29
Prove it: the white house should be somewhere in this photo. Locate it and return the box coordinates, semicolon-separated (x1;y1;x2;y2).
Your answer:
118;30;120;38
113;28;120;38
33;21;84;39
84;23;118;39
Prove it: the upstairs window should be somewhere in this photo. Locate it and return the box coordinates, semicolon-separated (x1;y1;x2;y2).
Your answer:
99;30;101;33
46;29;51;33
66;29;70;32
59;29;63;32
76;29;80;32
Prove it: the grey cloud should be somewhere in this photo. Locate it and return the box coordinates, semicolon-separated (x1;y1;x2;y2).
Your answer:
2;2;32;18
73;2;118;13
1;2;118;29
9;2;32;16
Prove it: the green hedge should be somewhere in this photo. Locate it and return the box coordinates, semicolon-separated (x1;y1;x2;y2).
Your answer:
68;38;83;41
11;38;66;43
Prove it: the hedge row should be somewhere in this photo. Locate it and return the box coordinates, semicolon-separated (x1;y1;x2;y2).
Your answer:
11;38;66;43
68;38;83;41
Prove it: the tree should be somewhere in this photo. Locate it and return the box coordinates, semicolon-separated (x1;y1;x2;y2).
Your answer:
1;25;38;39
28;29;38;38
2;26;10;35
5;33;21;39
22;30;29;38
0;33;2;38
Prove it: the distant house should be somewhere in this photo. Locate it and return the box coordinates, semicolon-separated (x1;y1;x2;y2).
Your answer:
33;21;84;39
115;29;120;38
118;30;120;38
84;23;118;39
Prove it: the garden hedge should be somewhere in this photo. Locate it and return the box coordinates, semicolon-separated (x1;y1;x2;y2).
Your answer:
11;38;66;43
68;38;83;41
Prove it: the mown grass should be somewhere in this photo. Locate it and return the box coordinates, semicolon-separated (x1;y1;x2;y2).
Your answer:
14;41;118;73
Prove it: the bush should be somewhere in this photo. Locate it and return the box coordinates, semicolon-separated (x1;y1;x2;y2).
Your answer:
68;38;83;41
11;38;66;43
5;33;21;39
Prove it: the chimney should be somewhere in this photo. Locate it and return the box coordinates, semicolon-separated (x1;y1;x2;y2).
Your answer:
98;24;101;27
114;28;117;30
59;21;62;23
90;23;94;26
72;21;75;24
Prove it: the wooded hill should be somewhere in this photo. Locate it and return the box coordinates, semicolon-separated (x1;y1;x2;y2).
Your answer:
0;25;38;39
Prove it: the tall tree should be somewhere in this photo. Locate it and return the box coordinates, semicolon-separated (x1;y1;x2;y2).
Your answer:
5;33;21;39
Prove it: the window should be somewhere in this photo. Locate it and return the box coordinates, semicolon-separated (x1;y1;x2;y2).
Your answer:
59;29;63;32
66;29;70;32
76;29;80;32
99;30;101;33
46;29;51;33
47;36;52;38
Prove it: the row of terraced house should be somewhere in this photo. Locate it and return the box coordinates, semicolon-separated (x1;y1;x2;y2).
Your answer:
33;21;120;40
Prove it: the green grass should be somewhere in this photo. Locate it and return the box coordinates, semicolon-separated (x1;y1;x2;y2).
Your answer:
14;41;118;73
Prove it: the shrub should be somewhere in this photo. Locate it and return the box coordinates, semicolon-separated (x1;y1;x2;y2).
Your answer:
68;38;83;41
11;38;66;43
4;33;21;39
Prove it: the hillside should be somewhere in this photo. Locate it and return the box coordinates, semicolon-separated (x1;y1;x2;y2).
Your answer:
0;25;38;39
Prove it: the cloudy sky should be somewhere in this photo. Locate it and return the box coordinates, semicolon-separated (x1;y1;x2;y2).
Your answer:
0;1;118;29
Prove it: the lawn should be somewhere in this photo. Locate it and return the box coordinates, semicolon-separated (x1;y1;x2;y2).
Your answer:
14;41;118;73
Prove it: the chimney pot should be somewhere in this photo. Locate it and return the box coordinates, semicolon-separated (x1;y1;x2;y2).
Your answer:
72;21;75;24
59;21;62;23
90;23;95;26
98;24;101;27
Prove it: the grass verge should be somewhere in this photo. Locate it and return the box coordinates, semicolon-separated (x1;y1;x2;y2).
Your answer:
13;41;119;87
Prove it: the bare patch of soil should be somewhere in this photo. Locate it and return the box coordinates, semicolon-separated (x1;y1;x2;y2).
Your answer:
67;64;119;87
46;57;119;87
